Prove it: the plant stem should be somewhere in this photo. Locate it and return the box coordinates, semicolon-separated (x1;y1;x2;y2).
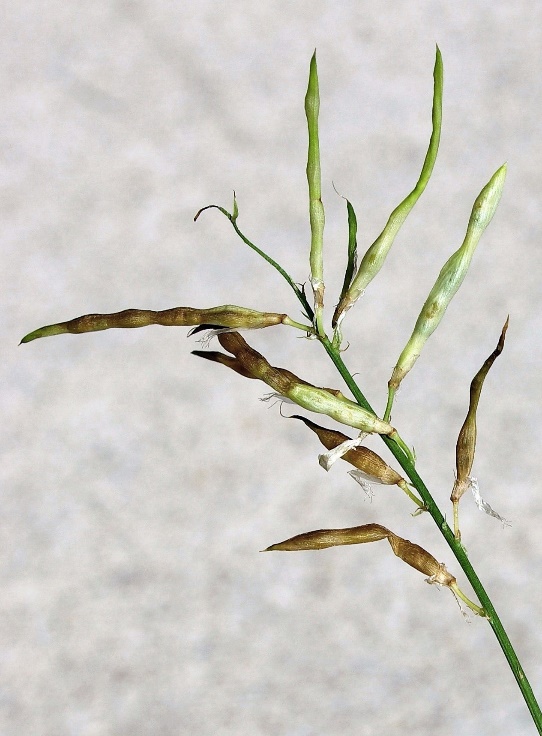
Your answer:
194;204;314;322
320;336;542;734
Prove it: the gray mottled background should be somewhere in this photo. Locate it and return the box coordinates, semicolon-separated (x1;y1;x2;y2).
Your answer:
3;2;542;735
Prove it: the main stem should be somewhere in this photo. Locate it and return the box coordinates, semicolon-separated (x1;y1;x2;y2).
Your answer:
320;336;542;734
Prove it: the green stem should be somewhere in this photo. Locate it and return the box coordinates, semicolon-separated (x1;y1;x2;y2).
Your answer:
282;316;316;334
194;204;314;322
383;385;395;423
320;336;542;734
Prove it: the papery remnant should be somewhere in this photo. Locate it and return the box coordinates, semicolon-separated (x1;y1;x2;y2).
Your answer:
291;415;423;508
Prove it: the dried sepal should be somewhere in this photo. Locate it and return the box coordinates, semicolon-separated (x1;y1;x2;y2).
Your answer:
21;305;288;344
263;522;484;615
318;434;369;471
451;318;509;538
469;478;510;528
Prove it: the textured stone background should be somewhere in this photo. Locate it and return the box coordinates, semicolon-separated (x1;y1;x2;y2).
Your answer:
3;2;542;735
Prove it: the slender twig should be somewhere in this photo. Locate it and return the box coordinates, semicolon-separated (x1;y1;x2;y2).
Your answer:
194;203;314;322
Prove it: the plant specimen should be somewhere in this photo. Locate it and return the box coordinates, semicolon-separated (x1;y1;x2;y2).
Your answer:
21;47;542;733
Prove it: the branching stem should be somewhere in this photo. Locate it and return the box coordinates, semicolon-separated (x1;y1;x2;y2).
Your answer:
320;335;542;734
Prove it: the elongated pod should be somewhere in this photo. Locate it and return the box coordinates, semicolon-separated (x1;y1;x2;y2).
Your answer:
385;163;506;420
21;305;287;344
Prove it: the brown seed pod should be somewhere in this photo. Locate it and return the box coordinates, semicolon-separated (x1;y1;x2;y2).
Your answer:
21;305;287;343
264;523;390;551
291;415;403;484
386;533;455;586
451;318;509;538
217;331;300;394
452;317;509;501
264;523;465;597
218;333;395;436
191;350;256;379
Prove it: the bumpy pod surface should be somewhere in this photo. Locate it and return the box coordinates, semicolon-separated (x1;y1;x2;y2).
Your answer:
216;332;395;436
21;306;287;343
389;164;507;391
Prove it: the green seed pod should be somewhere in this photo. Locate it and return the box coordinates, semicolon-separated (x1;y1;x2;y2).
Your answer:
305;50;326;323
333;46;443;329
288;383;394;435
20;305;287;344
217;332;395;436
388;163;507;394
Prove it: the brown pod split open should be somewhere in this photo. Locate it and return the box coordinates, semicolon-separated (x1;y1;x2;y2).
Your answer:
191;350;256;379
291;415;403;484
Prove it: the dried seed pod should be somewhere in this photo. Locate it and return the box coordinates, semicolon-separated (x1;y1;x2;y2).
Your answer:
386;164;507;414
451;318;509;538
291;415;423;508
21;305;288;344
385;533;455;586
263;522;484;614
217;331;300;394
291;415;402;484
191;350;256;379
263;523;456;587
264;523;390;551
218;332;395;436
